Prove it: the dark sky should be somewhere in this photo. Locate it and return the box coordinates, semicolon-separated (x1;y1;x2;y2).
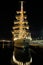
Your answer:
0;0;43;39
33;0;43;39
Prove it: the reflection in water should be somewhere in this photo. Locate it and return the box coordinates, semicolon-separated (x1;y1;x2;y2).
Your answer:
11;44;32;65
12;53;32;65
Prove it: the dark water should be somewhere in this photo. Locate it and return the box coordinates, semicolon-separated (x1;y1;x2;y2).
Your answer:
30;46;43;65
0;46;43;65
0;46;13;65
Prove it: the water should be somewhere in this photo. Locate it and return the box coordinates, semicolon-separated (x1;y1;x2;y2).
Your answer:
0;44;43;65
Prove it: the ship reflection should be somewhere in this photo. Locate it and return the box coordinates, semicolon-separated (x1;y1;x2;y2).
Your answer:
11;39;32;65
0;40;43;65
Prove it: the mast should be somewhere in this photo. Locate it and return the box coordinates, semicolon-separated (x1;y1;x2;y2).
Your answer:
12;1;32;41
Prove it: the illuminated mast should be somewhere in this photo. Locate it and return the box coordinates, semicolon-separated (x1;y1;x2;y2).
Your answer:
12;1;32;65
12;1;32;41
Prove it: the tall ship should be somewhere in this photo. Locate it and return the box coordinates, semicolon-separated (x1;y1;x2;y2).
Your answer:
12;1;32;65
12;1;32;46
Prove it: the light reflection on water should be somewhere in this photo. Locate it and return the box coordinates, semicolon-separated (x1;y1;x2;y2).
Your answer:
12;52;32;65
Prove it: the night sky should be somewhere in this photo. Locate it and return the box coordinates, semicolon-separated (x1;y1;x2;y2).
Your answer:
0;0;43;40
